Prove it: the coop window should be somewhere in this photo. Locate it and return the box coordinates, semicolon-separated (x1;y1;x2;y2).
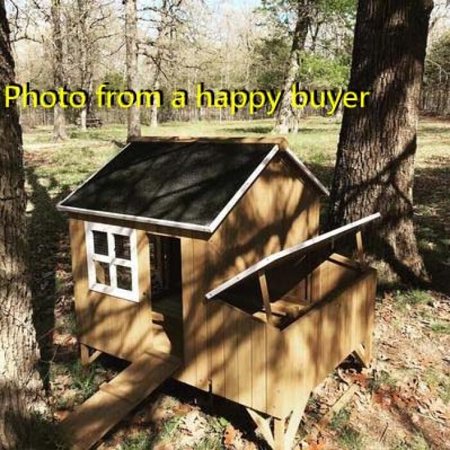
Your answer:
85;222;139;302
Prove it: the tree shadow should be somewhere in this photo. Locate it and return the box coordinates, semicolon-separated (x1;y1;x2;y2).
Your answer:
26;166;71;388
414;164;450;295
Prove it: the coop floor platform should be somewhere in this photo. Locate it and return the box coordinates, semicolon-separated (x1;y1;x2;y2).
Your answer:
61;349;181;450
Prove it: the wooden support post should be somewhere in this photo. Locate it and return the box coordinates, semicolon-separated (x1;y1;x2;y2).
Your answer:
273;417;285;450
247;401;307;450
355;230;364;263
258;270;274;326
80;343;102;366
353;343;371;368
283;400;307;450
246;408;275;449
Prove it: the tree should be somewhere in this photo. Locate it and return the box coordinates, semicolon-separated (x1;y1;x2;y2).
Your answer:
124;0;141;139
328;0;433;283
51;0;67;141
0;1;46;447
270;0;314;133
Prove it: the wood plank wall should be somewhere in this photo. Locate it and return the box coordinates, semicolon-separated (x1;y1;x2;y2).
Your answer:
175;155;319;392
69;219;154;361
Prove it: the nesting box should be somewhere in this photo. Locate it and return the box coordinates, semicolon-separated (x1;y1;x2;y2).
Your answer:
58;137;377;450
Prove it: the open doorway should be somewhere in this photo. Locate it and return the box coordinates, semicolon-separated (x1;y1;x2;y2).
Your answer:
148;234;183;357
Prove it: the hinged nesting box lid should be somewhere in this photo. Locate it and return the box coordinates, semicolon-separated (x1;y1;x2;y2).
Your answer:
206;213;381;301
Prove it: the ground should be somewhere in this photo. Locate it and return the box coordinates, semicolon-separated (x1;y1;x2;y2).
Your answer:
23;117;450;449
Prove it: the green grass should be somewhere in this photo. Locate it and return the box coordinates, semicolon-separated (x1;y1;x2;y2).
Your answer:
423;368;450;404
330;407;352;431
369;369;398;392
119;432;154;450
68;360;100;400
337;426;365;450
430;321;450;335
395;434;431;450
394;289;434;311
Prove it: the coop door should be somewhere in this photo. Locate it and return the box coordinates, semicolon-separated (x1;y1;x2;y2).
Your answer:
148;234;182;299
148;234;183;356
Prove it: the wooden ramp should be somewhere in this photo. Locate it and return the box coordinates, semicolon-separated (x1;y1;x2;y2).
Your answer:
62;349;181;450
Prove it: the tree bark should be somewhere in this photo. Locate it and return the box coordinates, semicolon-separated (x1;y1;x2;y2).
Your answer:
77;0;89;132
329;0;433;283
51;0;67;141
124;0;141;140
0;2;46;448
273;0;311;134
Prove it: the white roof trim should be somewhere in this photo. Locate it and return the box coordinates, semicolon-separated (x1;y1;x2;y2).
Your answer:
57;204;212;234
208;145;280;233
205;212;381;300
284;147;329;196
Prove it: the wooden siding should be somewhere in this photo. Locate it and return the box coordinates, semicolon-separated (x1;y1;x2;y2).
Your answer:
202;263;376;418
175;155;320;389
69;219;153;361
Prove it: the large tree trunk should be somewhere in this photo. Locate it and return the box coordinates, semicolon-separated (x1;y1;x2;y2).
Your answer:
329;0;433;283
51;0;67;141
0;3;46;448
125;0;141;140
273;0;311;134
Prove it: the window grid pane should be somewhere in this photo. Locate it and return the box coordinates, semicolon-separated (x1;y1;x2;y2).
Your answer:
116;265;133;291
95;261;111;285
93;230;108;256
114;234;131;260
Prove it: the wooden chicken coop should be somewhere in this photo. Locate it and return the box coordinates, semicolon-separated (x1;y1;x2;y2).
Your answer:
57;137;378;450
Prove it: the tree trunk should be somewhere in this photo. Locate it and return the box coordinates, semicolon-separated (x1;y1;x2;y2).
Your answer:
328;0;433;283
0;3;46;448
77;0;89;132
125;0;141;140
149;80;159;128
79;107;87;132
273;1;311;134
51;0;67;141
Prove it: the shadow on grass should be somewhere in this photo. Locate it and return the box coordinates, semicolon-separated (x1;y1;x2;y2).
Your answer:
414;164;450;295
26;166;71;388
223;126;340;135
221;126;274;134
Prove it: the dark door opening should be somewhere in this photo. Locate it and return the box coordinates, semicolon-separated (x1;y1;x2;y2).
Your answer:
148;234;183;357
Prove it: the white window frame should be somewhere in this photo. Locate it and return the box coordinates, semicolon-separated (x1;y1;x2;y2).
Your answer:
85;222;140;302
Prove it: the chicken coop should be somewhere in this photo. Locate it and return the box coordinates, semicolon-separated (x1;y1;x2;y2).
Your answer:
57;137;378;450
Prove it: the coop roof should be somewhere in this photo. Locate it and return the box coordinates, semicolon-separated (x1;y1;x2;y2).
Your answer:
57;137;328;235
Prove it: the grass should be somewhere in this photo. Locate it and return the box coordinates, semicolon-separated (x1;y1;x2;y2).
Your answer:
330;407;364;450
394;289;434;311
337;426;365;450
68;360;100;400
330;407;352;431
393;434;431;450
429;321;450;335
119;432;154;450
369;369;398;392
423;367;450;404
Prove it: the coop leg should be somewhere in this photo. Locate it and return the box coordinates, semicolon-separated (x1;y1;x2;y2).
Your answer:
80;343;102;366
246;408;275;449
273;417;285;450
353;339;373;368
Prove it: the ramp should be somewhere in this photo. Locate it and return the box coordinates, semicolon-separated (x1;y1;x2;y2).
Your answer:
62;349;181;450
